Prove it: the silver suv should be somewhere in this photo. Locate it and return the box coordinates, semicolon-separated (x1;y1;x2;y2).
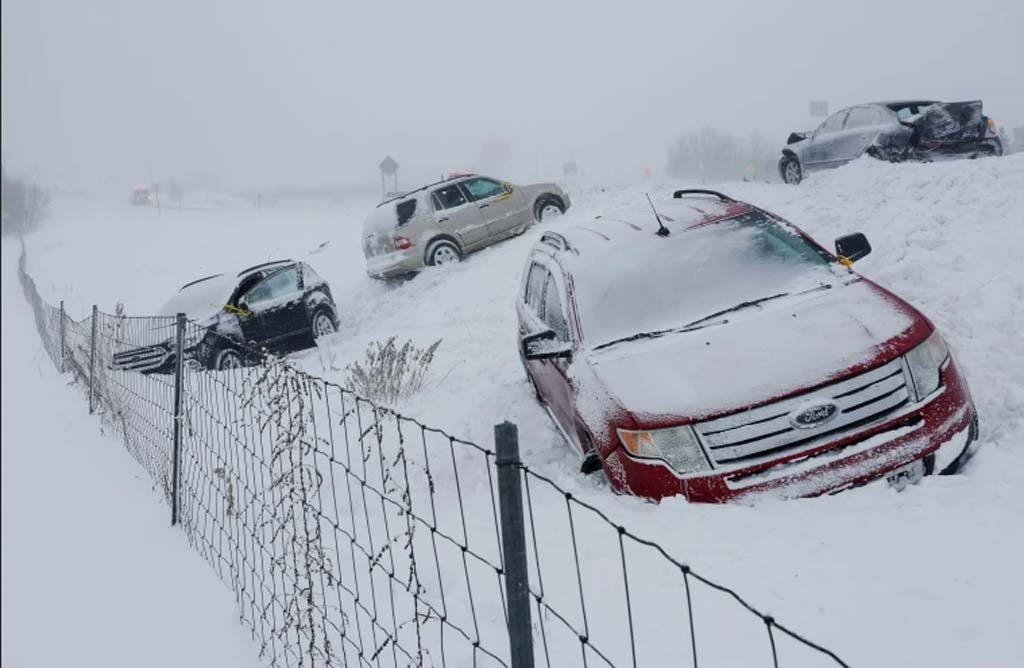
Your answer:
362;174;570;278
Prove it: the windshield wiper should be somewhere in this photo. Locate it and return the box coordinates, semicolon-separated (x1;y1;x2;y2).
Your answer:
681;292;790;329
592;287;831;353
592;317;732;352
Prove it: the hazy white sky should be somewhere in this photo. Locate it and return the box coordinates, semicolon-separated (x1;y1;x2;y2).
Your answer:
3;0;1022;190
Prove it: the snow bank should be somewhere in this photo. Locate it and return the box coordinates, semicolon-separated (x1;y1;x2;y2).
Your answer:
1;242;257;668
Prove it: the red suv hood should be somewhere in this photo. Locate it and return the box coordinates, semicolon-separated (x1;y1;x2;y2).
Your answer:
586;280;928;424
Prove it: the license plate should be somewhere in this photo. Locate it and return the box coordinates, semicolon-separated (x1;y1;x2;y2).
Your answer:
886;459;926;491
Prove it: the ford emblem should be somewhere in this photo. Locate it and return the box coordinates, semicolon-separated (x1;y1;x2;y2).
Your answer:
789;401;839;429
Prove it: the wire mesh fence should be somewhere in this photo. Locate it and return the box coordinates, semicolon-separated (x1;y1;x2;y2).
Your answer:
16;243;850;668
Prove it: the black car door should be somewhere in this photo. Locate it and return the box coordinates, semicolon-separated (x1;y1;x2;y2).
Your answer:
236;266;309;354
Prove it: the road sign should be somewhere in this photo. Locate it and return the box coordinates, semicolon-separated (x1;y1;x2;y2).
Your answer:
379;156;399;176
809;101;829;117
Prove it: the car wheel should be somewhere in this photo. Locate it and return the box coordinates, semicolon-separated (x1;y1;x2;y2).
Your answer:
579;433;603;475
311;308;337;340
426;239;461;266
980;138;1003;157
535;197;565;223
781;156;802;185
214;347;242;370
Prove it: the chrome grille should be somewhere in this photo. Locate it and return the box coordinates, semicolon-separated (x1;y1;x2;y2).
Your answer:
696;357;911;466
111;345;171;372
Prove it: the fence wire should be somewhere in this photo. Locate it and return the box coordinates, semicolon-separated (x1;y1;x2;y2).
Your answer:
16;242;850;668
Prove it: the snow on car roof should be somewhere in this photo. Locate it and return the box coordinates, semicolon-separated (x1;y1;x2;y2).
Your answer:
554;196;755;262
237;259;294;277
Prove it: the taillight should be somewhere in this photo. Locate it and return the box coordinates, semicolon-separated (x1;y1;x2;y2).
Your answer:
987;117;996;130
394;235;413;250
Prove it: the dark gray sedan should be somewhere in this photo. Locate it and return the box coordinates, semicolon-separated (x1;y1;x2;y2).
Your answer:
779;100;1003;184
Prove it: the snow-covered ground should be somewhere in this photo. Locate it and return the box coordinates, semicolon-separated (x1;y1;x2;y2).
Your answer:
0;244;258;668
13;154;1024;666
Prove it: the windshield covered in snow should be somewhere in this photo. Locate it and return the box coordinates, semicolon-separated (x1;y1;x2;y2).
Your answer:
159;274;238;319
576;212;837;348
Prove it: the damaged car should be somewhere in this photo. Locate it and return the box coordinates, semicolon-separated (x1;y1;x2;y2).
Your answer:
517;190;979;502
111;260;339;373
779;100;1003;184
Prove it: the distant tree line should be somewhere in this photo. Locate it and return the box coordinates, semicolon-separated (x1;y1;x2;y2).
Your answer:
2;165;51;235
666;127;779;183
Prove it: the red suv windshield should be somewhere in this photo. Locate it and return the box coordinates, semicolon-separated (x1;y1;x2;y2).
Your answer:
576;212;836;348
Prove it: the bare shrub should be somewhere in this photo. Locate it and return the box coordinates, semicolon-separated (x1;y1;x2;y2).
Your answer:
345;337;441;406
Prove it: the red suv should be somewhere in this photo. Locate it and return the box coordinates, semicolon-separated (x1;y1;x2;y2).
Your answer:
517;190;979;502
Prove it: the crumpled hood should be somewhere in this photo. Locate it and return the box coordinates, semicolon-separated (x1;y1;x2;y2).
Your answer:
586;280;922;422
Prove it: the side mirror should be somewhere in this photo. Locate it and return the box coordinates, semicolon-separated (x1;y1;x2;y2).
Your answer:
523;330;572;361
224;303;251;317
835;232;872;265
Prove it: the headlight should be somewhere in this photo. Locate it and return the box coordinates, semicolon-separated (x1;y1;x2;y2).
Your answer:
617;426;710;475
905;330;949;400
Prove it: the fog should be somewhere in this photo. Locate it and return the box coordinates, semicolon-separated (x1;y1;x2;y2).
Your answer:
3;0;1022;191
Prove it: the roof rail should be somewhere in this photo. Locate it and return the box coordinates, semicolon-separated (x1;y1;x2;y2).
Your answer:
376;173;476;208
672;189;735;202
540;231;571;252
237;259;293;277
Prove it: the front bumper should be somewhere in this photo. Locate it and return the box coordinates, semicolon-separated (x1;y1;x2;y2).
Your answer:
605;355;978;503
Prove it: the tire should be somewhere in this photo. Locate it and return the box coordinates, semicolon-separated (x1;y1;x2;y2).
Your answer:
980;138;1003;157
534;197;565;222
578;433;603;476
426;239;461;266
939;411;980;475
213;347;243;371
780;155;802;185
311;307;337;340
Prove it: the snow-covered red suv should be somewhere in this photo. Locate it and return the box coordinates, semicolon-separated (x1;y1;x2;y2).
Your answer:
517;190;979;502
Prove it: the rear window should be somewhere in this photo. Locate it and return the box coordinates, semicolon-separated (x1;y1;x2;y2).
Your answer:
396;199;416;225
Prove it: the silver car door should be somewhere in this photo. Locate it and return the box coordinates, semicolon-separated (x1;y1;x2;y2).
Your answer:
430;183;489;249
804;109;848;168
461;176;531;236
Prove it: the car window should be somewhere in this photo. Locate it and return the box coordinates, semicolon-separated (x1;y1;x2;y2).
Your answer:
461;177;507;201
845;107;881;128
818;110;849;134
542;273;569;341
432;185;468;210
396;199;417;225
242;267;299;307
524;262;547;315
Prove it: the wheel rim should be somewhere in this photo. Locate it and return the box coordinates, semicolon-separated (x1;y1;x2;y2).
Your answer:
313;312;335;338
785;161;800;183
433;245;458;265
219;350;241;370
540;204;562;221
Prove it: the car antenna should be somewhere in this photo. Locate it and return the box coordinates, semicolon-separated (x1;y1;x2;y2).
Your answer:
646;193;670;237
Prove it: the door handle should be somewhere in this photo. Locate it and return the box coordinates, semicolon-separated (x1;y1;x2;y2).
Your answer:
479;203;490;209
439;216;449;222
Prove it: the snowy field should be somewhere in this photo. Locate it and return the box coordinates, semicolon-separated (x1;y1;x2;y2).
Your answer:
11;155;1024;666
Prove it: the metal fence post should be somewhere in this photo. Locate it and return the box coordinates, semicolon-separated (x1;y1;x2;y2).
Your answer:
59;300;66;373
494;422;535;668
88;305;98;414
171;312;186;526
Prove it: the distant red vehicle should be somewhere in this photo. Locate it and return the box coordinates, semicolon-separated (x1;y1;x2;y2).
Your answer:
130;187;152;206
517;190;979;502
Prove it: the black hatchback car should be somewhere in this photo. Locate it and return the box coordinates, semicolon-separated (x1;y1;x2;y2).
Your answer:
111;260;340;372
779;100;1003;184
